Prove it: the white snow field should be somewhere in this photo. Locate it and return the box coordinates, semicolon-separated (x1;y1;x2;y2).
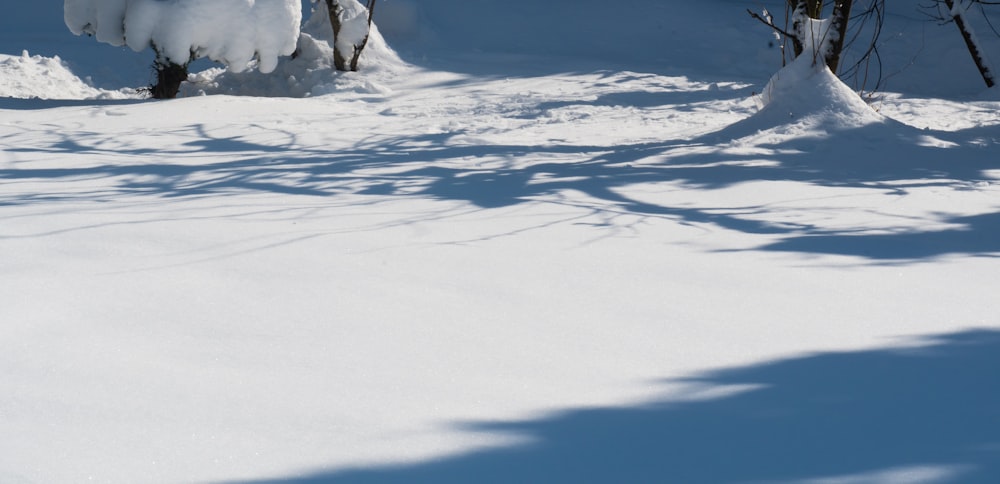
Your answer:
2;1;1000;483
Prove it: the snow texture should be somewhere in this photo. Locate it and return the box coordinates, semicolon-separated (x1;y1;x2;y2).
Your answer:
3;1;1000;483
0;51;131;100
64;0;301;72
758;51;883;130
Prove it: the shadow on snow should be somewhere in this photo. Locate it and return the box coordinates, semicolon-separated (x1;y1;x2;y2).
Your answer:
1;94;998;261
236;328;1000;483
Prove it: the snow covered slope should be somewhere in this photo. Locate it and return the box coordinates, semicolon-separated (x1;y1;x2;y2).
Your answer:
2;1;999;483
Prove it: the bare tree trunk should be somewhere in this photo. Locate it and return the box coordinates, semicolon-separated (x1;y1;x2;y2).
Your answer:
806;0;823;18
151;60;188;99
943;0;996;87
786;0;853;73
326;0;377;72
789;0;823;18
325;0;350;71
349;0;377;72
826;0;854;74
788;1;808;58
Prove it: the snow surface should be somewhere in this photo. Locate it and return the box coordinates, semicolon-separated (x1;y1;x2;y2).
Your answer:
0;51;134;100
2;1;1000;483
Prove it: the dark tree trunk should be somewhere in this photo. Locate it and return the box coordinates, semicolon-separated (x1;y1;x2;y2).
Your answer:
326;0;377;72
789;0;823;19
826;0;854;74
325;0;350;71
788;1;809;58
151;61;188;99
786;0;853;73
349;0;377;72
943;0;996;87
787;1;801;56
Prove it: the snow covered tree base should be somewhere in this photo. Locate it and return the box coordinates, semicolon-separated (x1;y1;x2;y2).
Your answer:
150;61;188;99
324;0;376;71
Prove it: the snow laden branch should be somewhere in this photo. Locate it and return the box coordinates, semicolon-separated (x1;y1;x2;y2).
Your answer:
65;0;301;97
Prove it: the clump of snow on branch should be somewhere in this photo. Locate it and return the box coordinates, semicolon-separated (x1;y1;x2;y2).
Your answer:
64;0;301;73
182;3;403;98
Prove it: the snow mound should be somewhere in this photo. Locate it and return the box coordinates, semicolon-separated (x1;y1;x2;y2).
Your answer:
756;55;884;131
0;51;135;100
182;5;406;98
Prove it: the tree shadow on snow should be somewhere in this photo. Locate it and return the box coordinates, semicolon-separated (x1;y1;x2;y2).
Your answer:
236;328;1000;483
0;97;147;110
2;100;999;261
351;115;1000;261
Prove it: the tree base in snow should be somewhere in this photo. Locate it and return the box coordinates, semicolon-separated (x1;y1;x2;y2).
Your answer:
151;62;189;99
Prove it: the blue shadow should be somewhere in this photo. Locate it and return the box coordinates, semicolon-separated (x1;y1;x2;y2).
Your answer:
235;329;1000;483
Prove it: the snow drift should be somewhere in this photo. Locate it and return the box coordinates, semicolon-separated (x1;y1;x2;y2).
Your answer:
3;2;1000;483
0;51;131;100
756;53;884;131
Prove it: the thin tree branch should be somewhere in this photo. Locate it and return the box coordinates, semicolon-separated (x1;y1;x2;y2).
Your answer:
748;9;801;42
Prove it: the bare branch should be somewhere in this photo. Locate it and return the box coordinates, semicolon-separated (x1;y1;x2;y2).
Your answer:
748;9;801;42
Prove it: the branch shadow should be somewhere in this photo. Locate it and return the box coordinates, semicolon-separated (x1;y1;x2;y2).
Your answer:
0;98;148;110
759;211;1000;260
3;101;999;261
515;84;757;117
234;329;1000;483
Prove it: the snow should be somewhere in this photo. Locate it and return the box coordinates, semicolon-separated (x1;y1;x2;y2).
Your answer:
2;1;1000;483
181;4;400;98
0;51;133;100
65;0;301;72
758;52;884;130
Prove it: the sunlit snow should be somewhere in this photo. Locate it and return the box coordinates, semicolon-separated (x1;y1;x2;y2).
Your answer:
2;1;999;483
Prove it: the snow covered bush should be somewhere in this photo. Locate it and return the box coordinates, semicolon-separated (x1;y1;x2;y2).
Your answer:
64;0;302;97
179;1;401;98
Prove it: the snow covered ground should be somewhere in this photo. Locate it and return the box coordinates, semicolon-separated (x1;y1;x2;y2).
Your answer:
2;1;1000;483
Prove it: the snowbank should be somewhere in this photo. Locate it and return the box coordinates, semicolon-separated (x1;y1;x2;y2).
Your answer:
756;54;883;130
1;3;403;100
0;51;134;100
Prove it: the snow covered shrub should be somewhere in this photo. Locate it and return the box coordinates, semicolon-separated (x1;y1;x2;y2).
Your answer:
64;0;302;97
179;1;400;98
